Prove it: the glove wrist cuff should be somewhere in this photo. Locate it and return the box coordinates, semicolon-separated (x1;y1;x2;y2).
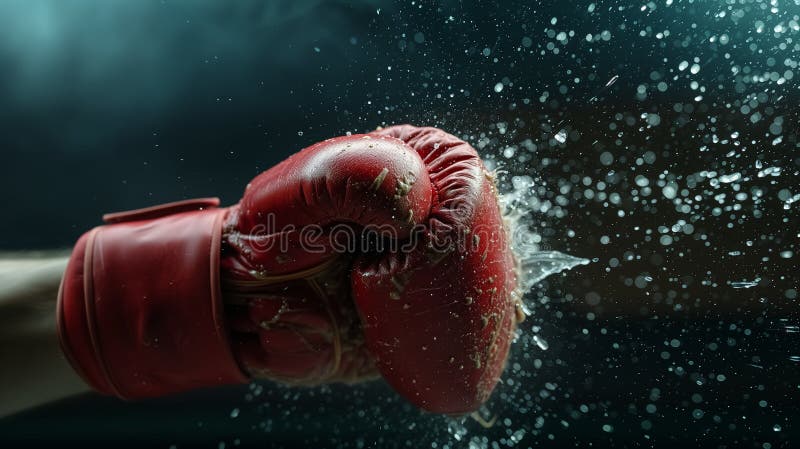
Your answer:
57;199;248;398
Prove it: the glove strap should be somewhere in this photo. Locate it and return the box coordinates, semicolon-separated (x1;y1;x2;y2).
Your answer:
57;198;248;399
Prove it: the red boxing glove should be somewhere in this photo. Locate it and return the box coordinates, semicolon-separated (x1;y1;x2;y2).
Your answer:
58;125;521;414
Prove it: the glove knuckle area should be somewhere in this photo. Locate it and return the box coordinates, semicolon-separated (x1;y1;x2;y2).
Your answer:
239;134;434;239
372;125;489;236
319;135;434;232
352;185;519;413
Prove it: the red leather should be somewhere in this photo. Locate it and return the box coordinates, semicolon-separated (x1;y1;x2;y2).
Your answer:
58;125;518;413
352;126;519;413
221;134;433;385
57;200;247;398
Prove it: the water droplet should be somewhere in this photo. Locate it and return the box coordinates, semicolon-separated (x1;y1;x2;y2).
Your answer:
757;166;781;178
731;279;760;289
533;335;549;351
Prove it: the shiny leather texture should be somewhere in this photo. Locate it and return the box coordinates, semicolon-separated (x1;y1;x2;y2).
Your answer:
57;199;247;398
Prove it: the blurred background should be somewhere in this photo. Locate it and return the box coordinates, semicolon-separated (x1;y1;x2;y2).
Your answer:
1;0;798;447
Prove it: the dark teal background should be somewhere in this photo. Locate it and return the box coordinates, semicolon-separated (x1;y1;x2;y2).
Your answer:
1;0;798;448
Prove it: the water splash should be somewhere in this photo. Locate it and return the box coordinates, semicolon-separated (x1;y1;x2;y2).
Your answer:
532;335;550;351
499;175;590;296
515;251;590;292
730;279;760;289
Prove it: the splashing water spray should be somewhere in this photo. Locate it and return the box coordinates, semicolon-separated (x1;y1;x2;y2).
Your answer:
500;175;590;294
457;163;591;431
